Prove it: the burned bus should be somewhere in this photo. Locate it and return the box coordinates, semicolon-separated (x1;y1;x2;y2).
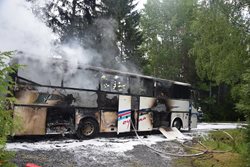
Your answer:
12;64;198;138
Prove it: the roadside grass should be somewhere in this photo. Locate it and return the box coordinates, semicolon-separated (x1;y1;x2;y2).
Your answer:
173;129;247;167
0;150;15;167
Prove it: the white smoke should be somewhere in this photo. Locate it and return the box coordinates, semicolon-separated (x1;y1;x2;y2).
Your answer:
0;0;56;58
0;0;102;85
0;0;141;88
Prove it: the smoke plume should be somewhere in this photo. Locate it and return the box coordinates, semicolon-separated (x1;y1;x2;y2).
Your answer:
0;0;140;88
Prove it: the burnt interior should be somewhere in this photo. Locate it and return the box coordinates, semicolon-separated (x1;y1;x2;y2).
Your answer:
14;64;193;135
46;107;75;133
100;73;129;93
153;81;173;127
171;84;191;99
131;96;139;130
98;93;118;110
130;77;154;96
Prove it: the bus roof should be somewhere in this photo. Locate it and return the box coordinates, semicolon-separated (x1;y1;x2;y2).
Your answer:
14;54;191;87
85;66;191;87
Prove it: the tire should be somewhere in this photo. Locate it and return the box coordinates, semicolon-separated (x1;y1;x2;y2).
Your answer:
172;119;182;130
76;118;99;139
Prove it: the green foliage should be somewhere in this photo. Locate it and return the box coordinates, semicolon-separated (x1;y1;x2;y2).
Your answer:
191;0;249;85
0;51;18;166
236;70;250;165
236;70;250;117
245;122;250;166
140;0;198;83
140;0;248;123
44;0;98;42
203;129;247;154
43;0;144;70
189;0;249;122
174;129;247;167
101;0;144;69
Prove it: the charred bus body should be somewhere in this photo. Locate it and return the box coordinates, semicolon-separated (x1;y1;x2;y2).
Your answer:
12;65;198;138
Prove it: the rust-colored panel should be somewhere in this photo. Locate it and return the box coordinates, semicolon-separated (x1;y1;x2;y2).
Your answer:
95;112;100;125
75;111;82;126
134;110;138;129
15;90;39;104
100;111;117;132
15;89;64;106
13;106;47;135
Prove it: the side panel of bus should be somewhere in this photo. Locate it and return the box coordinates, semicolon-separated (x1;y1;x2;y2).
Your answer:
13;106;47;135
190;105;198;128
117;95;132;134
13;85;98;135
13;89;47;135
138;97;154;131
170;99;190;129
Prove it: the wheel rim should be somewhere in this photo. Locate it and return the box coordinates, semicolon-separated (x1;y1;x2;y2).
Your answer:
81;121;94;136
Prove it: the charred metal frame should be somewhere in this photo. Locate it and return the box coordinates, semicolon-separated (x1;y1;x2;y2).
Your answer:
13;65;193;135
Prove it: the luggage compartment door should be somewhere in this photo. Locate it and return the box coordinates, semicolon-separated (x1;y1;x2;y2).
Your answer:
117;95;131;134
138;97;154;131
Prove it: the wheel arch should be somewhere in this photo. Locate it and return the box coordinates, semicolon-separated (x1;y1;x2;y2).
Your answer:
80;116;98;123
76;117;100;139
76;116;99;129
171;117;183;129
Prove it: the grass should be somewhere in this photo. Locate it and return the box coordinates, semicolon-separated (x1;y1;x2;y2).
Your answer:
173;129;248;167
0;150;16;167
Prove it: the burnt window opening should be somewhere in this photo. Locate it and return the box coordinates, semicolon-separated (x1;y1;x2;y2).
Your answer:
47;108;74;124
191;89;201;108
17;58;63;86
172;84;191;99
46;107;75;133
155;81;172;97
48;94;63;100
63;69;99;90
34;93;50;104
100;74;111;91
100;73;129;93
98;93;118;110
130;77;154;96
66;90;98;108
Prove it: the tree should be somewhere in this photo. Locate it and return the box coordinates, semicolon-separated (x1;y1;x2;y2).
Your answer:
44;0;99;44
40;0;120;69
236;70;250;165
140;0;198;83
101;0;144;70
190;0;249;121
0;51;18;166
42;0;144;70
191;0;248;85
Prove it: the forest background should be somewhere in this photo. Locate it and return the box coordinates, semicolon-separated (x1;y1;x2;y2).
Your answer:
0;0;249;165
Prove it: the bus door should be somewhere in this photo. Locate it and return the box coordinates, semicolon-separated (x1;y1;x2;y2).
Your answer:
138;97;154;131
117;95;132;134
190;103;198;129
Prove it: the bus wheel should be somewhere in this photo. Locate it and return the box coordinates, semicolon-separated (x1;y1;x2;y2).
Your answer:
77;118;99;139
172;118;182;130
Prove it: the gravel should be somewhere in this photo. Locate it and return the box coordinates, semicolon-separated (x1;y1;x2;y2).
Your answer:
10;140;179;167
7;123;244;167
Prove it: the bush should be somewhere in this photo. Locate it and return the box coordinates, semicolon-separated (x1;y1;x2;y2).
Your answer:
236;70;250;166
0;51;18;166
